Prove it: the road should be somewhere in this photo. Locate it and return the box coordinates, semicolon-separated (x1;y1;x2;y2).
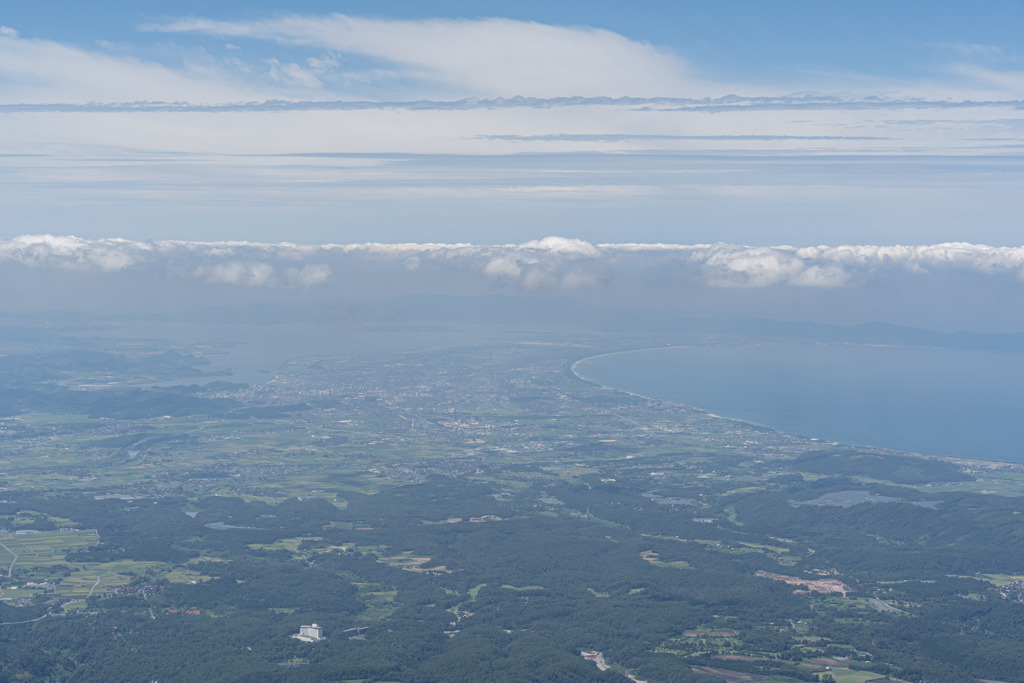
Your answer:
867;597;906;613
0;541;17;577
87;572;123;598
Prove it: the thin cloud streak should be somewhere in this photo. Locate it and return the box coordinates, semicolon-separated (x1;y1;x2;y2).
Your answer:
4;95;1024;114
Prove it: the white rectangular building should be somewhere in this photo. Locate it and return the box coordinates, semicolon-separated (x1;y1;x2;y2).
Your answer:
293;623;323;642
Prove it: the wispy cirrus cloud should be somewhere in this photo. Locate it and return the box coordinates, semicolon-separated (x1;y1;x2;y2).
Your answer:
4;12;1024;108
4;14;1024;249
936;42;1016;62
0;26;259;104
141;14;704;99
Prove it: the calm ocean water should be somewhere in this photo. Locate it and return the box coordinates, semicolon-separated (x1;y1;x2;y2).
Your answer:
574;342;1024;463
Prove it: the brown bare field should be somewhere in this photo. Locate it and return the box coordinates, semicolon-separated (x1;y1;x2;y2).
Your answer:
755;570;850;596
807;657;845;666
640;550;691;569
690;665;759;682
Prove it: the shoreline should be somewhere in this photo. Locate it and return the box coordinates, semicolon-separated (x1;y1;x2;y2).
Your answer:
569;345;1019;470
570;344;836;438
570;344;794;433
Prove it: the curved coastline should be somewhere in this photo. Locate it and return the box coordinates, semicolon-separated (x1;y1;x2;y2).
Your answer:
569;345;1013;468
570;345;776;427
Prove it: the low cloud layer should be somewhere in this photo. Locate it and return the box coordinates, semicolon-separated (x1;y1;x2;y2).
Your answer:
4;235;1022;333
4;234;1024;291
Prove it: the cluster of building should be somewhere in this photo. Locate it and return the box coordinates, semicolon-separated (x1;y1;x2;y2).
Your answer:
998;579;1024;602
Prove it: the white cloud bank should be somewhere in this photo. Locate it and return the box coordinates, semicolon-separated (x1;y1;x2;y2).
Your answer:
4;235;1024;291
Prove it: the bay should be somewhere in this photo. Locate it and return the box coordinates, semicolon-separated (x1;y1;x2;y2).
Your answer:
574;341;1024;463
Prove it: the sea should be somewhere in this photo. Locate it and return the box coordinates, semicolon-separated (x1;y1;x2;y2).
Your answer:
573;341;1024;464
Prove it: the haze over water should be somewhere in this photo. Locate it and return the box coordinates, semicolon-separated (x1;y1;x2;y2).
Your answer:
574;341;1024;464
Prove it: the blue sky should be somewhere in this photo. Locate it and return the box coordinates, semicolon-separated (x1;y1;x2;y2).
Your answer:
8;1;1024;86
2;2;1024;246
8;1;1024;81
